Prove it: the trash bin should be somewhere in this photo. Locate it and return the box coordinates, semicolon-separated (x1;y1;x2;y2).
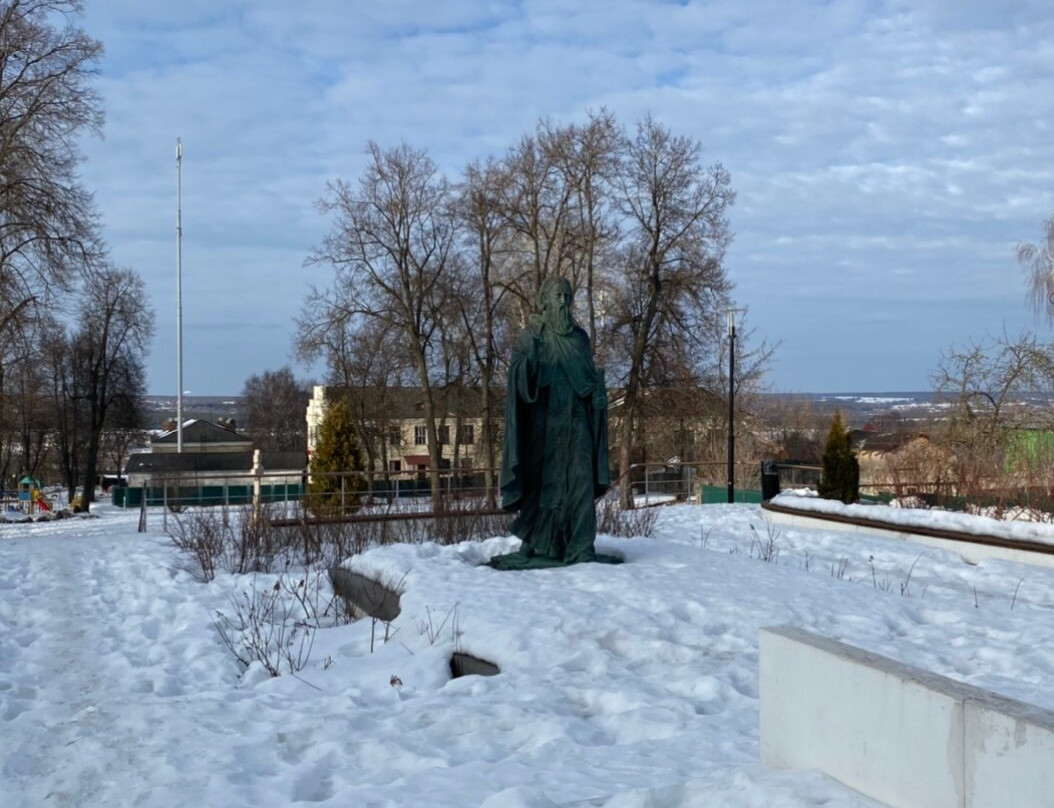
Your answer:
760;461;781;501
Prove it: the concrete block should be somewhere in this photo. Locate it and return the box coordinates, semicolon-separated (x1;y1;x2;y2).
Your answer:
449;652;500;679
760;626;967;808
329;567;402;621
965;694;1054;808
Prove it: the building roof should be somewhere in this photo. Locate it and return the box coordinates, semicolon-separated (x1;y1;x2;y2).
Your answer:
850;431;927;453
320;386;497;420
126;451;305;475
152;419;252;446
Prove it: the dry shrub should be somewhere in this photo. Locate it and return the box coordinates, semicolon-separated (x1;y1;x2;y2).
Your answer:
169;499;514;580
596;494;659;538
169;504;367;580
213;570;352;677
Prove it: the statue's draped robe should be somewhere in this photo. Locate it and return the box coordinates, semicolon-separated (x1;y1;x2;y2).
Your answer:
494;323;611;569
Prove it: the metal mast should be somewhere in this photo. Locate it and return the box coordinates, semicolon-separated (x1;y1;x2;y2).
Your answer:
726;308;743;504
726;310;735;503
176;138;184;453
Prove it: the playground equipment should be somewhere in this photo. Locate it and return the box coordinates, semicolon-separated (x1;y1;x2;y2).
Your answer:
15;476;53;514
33;489;52;512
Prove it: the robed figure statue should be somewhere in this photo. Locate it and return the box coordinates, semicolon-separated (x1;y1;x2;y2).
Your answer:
490;277;620;569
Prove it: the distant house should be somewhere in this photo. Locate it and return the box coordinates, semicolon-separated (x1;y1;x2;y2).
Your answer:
118;419;305;508
851;430;948;498
307;385;498;474
151;419;253;454
306;383;733;482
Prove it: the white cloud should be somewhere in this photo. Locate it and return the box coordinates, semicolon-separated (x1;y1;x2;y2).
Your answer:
73;0;1054;394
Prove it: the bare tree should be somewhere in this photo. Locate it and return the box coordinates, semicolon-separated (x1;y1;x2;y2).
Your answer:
97;394;147;476
42;327;83;501
755;396;828;464
498;124;580;316
299;114;758;509
547;110;621;345
298;305;417;500
932;330;1054;506
609;115;735;504
453;157;515;504
309;142;457;504
70;266;153;505
0;318;52;483
0;0;103;345
710;314;777;485
242;366;307;452
1017;216;1054;323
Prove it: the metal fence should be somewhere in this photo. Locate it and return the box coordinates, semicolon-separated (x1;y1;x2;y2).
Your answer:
130;460;773;535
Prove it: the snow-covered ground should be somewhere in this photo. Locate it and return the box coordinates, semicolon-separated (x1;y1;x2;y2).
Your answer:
772;490;1054;546
3;502;1054;807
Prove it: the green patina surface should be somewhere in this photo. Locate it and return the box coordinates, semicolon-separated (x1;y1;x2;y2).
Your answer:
490;278;619;570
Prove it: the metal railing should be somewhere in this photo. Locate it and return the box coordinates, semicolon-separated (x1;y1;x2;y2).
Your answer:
612;461;763;505
132;459;774;534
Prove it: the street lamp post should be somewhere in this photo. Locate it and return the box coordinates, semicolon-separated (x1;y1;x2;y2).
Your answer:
726;309;740;504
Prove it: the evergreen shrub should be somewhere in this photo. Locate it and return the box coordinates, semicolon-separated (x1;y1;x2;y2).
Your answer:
818;410;859;504
306;400;366;516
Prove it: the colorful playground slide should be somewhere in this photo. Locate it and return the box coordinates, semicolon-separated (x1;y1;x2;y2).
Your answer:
32;490;52;512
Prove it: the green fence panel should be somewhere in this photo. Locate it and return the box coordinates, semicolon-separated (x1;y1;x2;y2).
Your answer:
700;485;762;504
260;483;302;503
859;492;893;504
121;482;305;508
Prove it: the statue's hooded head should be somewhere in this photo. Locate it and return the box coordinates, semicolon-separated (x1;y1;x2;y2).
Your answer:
538;277;576;336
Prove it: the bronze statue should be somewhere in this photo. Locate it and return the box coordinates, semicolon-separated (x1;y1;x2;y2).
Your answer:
490;277;620;569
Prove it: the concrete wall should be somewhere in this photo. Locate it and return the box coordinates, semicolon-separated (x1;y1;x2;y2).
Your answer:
761;506;1054;570
759;625;1054;808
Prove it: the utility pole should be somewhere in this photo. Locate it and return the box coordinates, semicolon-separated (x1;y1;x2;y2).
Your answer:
726;309;740;504
176;138;184;453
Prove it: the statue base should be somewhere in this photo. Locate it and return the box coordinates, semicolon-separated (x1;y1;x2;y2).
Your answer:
487;550;623;570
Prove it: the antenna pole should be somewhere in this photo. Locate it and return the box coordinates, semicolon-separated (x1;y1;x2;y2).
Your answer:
727;309;735;503
176;138;184;453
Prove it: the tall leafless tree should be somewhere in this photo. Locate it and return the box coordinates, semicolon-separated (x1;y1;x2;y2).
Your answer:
242;366;308;453
308;142;457;504
69;266;153;505
498;124;580;317
547;110;621;345
42;326;82;500
609;115;735;504
452;157;516;504
0;0;103;345
0;317;52;482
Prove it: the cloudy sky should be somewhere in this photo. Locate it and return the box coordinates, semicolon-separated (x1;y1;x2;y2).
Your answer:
76;0;1054;395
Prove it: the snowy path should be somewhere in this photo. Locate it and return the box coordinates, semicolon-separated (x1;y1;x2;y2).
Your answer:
0;514;238;806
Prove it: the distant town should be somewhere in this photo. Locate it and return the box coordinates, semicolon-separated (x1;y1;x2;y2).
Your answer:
144;390;1044;432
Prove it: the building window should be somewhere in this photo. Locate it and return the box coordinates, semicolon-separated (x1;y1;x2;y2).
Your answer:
414;426;427;446
459;424;475;445
389;460;401;472
388;428;401;446
438;425;450;445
